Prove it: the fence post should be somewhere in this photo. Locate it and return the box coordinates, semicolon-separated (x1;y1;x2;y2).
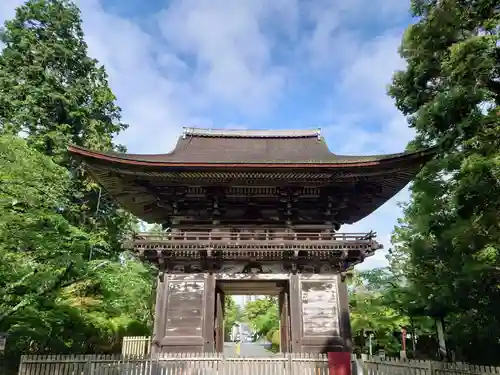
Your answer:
428;360;433;375
354;355;364;375
87;357;94;375
287;353;292;375
17;355;26;375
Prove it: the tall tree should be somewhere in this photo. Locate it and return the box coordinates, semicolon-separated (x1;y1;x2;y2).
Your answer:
349;269;435;357
0;0;133;258
0;0;126;156
0;136;153;371
0;2;152;371
389;0;500;364
0;135;91;327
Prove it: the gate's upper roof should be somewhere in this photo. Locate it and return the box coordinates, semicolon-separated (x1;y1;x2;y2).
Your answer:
68;127;433;166
67;127;437;224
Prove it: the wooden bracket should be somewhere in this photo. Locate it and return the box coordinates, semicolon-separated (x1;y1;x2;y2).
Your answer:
340;271;348;282
157;251;166;272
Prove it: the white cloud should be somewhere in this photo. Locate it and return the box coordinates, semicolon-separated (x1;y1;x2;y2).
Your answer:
317;30;414;270
1;0;416;270
77;0;189;153
156;0;299;114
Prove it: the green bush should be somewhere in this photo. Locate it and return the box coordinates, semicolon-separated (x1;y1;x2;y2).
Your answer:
265;329;280;353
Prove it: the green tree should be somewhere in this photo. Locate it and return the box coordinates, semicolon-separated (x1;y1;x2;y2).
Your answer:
349;269;434;357
223;296;241;341
242;297;279;343
0;135;92;325
0;0;126;156
0;1;153;371
0;136;154;372
0;0;134;258
388;0;500;364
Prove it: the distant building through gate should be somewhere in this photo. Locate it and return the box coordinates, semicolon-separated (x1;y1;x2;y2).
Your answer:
69;127;435;359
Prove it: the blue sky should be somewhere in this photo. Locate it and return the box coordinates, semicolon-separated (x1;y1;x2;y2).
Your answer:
0;0;418;270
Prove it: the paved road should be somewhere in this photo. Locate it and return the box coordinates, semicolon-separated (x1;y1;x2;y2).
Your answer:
223;341;282;357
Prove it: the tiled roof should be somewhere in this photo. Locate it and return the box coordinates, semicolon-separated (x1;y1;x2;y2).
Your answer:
68;127;434;165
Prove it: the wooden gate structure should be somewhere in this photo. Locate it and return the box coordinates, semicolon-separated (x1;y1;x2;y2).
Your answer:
69;127;434;357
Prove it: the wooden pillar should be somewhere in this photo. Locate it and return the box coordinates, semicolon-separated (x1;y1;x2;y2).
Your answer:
288;274;352;353
289;274;302;352
214;289;225;352
337;276;353;353
204;274;216;352
279;290;290;352
327;276;353;375
151;273;216;353
151;272;167;354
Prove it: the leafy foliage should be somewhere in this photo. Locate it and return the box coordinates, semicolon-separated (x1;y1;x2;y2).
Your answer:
242;297;280;347
349;270;435;357
0;0;127;156
223;296;241;341
0;1;152;373
0;0;134;258
0;135;91;327
0;135;154;372
387;0;500;365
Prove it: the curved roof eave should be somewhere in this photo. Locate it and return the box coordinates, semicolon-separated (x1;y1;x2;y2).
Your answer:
67;144;437;169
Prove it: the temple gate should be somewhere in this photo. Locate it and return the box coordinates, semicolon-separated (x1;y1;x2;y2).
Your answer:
69;127;434;356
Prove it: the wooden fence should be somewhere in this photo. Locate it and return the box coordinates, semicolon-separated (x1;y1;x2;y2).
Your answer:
122;336;150;357
17;353;500;375
18;353;330;375
361;357;500;375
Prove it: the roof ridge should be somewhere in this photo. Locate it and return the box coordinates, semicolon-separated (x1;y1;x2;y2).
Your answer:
183;127;321;138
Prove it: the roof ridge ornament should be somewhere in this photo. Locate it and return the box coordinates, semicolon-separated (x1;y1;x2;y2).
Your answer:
183;127;321;138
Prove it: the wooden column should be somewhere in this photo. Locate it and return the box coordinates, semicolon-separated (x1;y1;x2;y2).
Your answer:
289;274;302;352
337;276;353;353
214;289;225;352
204;274;216;352
151;272;167;354
289;274;352;353
152;273;216;353
279;290;290;352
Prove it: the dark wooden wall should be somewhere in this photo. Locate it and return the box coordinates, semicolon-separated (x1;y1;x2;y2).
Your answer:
151;272;352;354
152;273;216;353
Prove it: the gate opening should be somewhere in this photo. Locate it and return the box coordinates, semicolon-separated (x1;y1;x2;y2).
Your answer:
215;280;291;356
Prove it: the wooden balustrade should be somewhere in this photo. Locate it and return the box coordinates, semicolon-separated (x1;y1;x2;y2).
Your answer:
133;230;376;243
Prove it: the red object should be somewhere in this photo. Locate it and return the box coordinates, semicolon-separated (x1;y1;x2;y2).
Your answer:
327;352;351;375
401;327;407;351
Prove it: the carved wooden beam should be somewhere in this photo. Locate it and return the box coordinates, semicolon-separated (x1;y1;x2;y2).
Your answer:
278;187;302;224
135;180;187;215
203;186;227;222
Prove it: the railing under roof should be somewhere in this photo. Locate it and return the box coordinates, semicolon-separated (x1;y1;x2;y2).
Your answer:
129;230;381;250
